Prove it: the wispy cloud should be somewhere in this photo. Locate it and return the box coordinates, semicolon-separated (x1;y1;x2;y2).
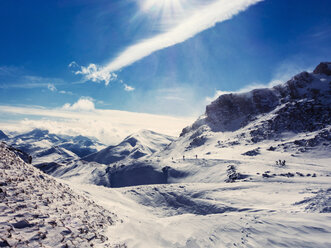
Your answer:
76;0;263;84
0;66;75;95
59;90;73;95
47;83;57;92
123;84;135;91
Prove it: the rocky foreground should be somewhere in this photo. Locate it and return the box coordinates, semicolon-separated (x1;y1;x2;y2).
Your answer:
0;142;123;248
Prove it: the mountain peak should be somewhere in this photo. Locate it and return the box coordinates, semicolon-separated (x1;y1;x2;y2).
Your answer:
0;130;9;140
313;62;331;76
83;130;175;165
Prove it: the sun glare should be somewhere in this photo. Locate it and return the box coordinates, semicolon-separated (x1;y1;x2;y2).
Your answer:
139;0;188;23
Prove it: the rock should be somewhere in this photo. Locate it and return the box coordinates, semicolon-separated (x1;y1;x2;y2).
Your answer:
242;148;260;156
0;239;10;247
313;62;331;76
225;165;247;183
12;219;34;229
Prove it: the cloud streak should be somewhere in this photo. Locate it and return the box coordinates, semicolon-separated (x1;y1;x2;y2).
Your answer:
82;0;262;84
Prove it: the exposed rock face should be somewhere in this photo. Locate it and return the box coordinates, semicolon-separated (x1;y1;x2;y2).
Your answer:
313;62;331;76
205;88;279;131
181;62;331;137
7;145;32;164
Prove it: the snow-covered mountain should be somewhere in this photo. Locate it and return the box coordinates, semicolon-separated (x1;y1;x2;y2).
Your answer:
43;62;331;189
31;129;175;187
179;62;330;147
1;62;330;247
57;62;330;188
83;129;175;165
155;62;331;160
0;142;121;247
66;63;330;247
0;128;106;165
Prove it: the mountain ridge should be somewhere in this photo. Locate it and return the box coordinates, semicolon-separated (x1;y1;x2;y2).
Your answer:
83;129;175;165
181;62;331;136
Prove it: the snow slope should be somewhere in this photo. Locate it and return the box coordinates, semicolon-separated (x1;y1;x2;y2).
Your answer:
71;180;331;248
0;142;122;247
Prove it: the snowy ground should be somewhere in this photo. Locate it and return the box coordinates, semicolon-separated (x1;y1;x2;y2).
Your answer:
32;122;330;247
66;145;331;247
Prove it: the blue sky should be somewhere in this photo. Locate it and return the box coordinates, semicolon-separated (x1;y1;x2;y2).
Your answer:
0;0;330;142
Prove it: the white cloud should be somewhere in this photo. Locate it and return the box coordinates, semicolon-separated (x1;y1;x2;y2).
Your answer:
72;63;118;85
62;97;95;111
124;84;135;91
47;83;57;92
59;90;73;95
68;61;79;68
0;103;194;144
75;0;262;84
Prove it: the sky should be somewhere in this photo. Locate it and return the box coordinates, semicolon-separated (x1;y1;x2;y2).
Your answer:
0;0;331;144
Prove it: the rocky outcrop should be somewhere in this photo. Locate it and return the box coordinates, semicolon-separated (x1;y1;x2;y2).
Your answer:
313;62;331;76
0;142;119;247
181;62;331;137
7;144;32;164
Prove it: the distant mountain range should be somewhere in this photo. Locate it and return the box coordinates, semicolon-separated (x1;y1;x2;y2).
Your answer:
0;128;105;165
